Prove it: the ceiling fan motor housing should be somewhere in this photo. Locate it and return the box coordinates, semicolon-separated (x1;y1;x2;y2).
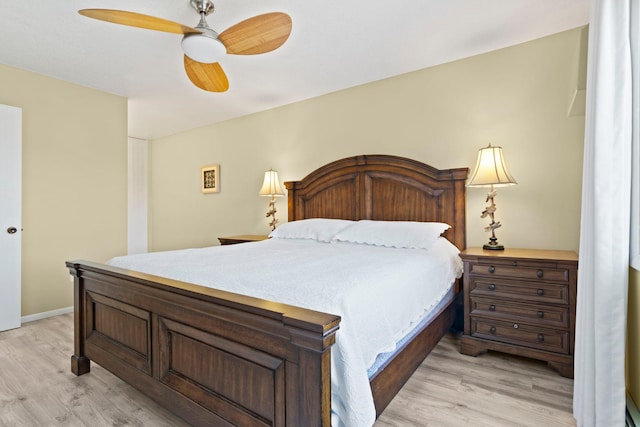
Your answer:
182;26;226;63
182;0;226;63
190;0;215;16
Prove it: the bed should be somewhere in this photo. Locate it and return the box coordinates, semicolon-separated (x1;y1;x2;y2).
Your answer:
67;154;468;426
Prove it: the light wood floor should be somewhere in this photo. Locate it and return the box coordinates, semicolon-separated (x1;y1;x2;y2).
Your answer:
0;313;575;426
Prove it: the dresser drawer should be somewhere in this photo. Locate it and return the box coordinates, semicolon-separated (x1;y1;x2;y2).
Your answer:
470;297;569;329
470;318;570;354
470;278;569;305
468;263;570;282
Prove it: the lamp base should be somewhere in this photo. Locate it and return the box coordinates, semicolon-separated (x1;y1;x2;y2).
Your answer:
483;236;504;250
483;243;505;250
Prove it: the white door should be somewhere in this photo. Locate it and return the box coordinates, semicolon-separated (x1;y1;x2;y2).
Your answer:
0;105;22;331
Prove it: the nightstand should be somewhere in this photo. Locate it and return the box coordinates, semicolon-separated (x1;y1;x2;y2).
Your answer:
459;247;578;378
218;235;269;245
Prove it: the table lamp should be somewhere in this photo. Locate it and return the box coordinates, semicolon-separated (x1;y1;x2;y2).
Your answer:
258;169;285;230
467;144;517;250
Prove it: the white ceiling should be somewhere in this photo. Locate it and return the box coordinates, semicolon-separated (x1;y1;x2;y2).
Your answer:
0;0;589;140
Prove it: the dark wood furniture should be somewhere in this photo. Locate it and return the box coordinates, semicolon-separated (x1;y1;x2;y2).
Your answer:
67;154;468;426
218;234;269;245
459;247;578;377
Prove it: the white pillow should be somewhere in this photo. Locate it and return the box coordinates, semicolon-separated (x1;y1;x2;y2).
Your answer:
331;220;451;249
269;218;355;242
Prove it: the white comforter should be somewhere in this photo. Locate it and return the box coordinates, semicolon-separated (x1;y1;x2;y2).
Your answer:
108;237;463;427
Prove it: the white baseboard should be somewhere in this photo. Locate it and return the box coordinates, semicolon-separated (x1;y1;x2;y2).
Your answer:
21;306;73;324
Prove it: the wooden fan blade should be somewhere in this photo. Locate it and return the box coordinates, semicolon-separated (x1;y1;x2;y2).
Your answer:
79;9;200;35
219;12;292;55
184;56;229;92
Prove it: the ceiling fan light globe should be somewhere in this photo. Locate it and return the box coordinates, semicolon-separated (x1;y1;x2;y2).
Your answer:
182;33;226;64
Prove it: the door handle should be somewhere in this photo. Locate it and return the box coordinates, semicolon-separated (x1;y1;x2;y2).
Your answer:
6;227;18;234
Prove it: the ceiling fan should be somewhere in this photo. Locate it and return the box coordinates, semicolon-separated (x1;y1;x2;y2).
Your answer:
79;0;292;92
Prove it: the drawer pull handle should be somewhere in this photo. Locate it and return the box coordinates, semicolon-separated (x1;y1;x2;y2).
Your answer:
489;304;496;311
490;326;496;334
513;324;519;329
488;284;496;291
488;266;496;274
537;334;545;342
537;289;544;296
537;311;544;318
537;269;544;279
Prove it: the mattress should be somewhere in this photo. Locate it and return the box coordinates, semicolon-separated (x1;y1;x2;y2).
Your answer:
366;286;456;379
109;236;463;427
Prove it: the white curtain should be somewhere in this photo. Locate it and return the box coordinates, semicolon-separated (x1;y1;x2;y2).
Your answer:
573;1;639;426
631;2;640;272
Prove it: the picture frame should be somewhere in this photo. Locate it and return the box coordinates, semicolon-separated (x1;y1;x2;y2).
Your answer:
201;164;220;193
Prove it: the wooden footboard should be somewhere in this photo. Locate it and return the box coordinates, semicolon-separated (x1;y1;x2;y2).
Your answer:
67;260;340;427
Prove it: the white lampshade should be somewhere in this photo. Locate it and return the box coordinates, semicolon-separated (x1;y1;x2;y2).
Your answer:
258;169;285;196
467;144;517;187
182;30;226;64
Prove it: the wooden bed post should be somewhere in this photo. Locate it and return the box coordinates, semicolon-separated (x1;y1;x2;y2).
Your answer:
286;322;338;426
68;263;90;376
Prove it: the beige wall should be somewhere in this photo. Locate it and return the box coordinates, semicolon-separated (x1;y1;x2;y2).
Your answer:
0;64;128;317
149;27;585;253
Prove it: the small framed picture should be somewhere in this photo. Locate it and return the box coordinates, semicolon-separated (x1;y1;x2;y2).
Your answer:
201;164;220;193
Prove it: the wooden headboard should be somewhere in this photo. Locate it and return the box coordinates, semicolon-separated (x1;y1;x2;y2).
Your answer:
285;154;469;250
